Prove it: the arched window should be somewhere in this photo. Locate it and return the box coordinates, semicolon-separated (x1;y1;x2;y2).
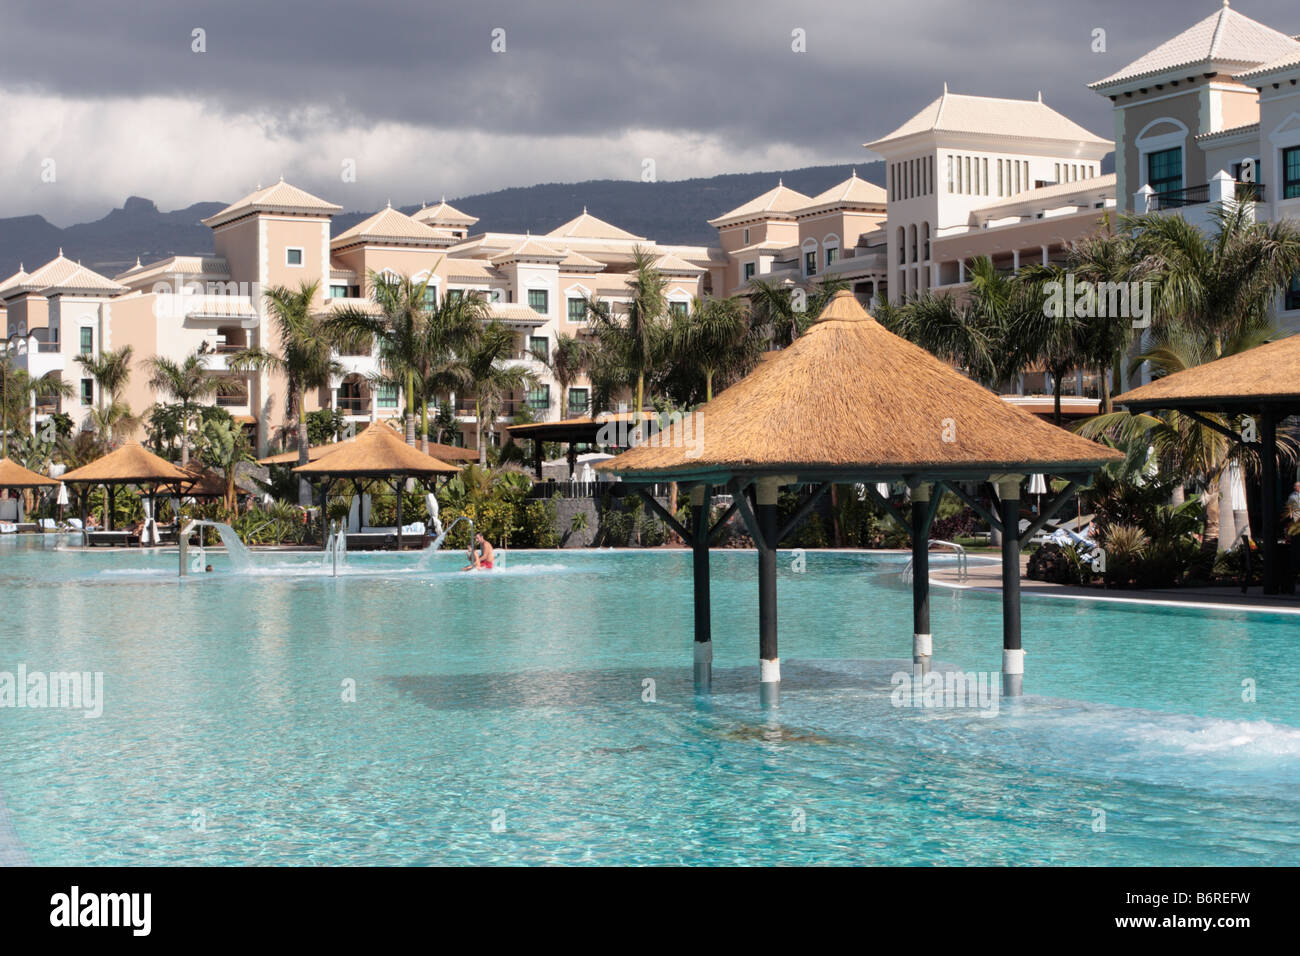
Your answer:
908;224;918;264
922;223;931;262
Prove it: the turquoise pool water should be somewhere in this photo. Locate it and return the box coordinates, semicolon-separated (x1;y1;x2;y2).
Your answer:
1;534;1298;866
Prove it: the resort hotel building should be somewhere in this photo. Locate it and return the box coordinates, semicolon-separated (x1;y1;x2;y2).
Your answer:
3;0;1299;455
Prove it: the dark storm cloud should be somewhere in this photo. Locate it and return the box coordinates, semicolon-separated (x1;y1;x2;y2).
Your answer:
1;0;1296;220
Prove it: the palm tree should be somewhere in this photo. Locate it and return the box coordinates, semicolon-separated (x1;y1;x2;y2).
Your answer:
1;348;72;457
228;280;342;481
462;320;539;466
145;350;230;466
882;256;1027;388
542;333;590;416
585;246;667;416
330;271;483;450
76;345;138;445
748;276;849;350
200;416;252;511
669;295;758;401
1013;263;1087;425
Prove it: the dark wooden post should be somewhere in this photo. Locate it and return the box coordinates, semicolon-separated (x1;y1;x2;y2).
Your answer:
533;439;543;480
567;443;577;479
910;482;933;673
394;476;404;551
755;477;782;703
690;484;712;689
1261;409;1279;595
105;483;113;531
997;476;1024;697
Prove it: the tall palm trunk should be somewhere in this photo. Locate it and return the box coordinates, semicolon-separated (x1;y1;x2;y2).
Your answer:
295;393;313;507
1203;471;1221;544
1217;466;1238;551
405;371;416;446
1052;374;1064;426
476;397;487;467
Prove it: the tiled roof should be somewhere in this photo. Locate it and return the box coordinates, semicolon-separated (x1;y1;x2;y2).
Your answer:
547;209;645;241
115;255;231;283
708;182;813;227
866;89;1111;148
488;302;547;326
652;252;706;274
970;173;1117;217
490;238;566;264
1195;122;1261;142
13;252;126;296
0;266;29;298
1236;48;1300;80
1090;3;1300;90
412;198;478;227
331;205;454;248
557;248;606;271
800;172;888;213
202;178;342;227
184;295;257;319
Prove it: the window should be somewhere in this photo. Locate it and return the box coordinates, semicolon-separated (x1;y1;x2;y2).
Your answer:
804;250;817;276
1055;163;1060;183
965;157;972;194
446;289;464;304
743;228;750;244
80;379;93;406
1287;274;1300;311
947;156;954;194
669;301;688;319
421;285;437;307
1147;147;1182;196
377;383;399;409
286;248;303;266
527;289;548;314
80;328;93;355
1285;147;1300;200
527;385;550;411
743;262;756;281
567;297;586;322
329;284;348;299
825;246;839;267
982;158;989;196
529;336;548;360
567;387;589;416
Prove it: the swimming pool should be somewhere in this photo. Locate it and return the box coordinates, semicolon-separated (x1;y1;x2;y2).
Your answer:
2;535;1298;865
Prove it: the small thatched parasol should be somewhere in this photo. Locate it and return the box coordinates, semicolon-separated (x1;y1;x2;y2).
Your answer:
292;421;459;479
60;443;191;534
0;458;59;489
61;443;190;485
261;435;477;465
292;421;459;550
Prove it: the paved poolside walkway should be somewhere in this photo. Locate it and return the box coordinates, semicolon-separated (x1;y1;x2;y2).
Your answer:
932;556;1300;614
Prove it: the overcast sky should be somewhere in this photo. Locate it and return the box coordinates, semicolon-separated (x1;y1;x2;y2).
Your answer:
2;0;1296;224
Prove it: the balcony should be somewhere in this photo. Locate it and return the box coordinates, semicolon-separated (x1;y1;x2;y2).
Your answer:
1147;181;1264;212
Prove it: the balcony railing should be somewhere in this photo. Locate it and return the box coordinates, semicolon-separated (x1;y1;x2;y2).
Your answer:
1151;182;1265;211
216;394;250;408
336;397;370;415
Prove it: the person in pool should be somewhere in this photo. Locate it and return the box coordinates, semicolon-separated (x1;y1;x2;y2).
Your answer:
462;533;495;571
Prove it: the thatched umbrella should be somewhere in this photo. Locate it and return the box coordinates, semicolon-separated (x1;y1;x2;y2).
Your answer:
61;443;191;534
599;291;1121;698
508;412;656;478
293;421;459;550
0;458;58;525
259;437;477;466
1116;333;1300;595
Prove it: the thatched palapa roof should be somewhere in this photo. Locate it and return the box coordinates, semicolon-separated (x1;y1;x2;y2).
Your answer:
598;291;1122;483
61;443;191;484
292;421;459;478
1115;333;1300;413
508;411;656;446
0;458;59;488
260;435;477;465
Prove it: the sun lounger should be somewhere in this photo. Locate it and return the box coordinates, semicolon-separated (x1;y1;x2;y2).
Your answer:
0;522;16;534
86;531;141;548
